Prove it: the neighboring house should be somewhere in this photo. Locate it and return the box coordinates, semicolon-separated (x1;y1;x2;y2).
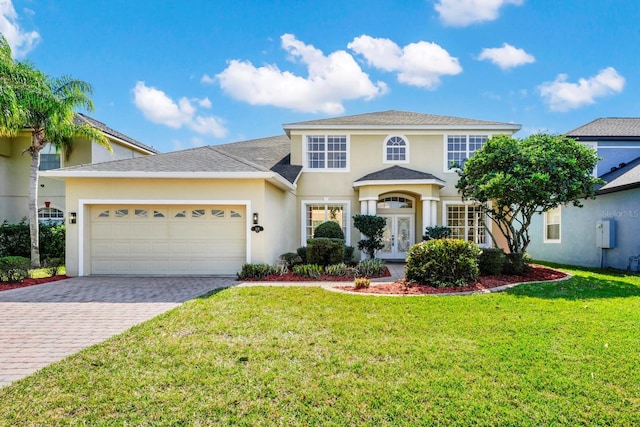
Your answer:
0;113;159;225
528;118;640;271
42;110;521;276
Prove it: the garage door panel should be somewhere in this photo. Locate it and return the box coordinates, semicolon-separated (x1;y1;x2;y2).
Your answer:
90;204;246;275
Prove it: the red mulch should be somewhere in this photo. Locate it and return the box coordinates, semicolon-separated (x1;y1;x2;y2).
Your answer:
241;267;392;282
337;264;567;295
0;275;68;292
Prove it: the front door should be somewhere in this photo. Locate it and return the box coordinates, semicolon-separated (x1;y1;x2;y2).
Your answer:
378;215;414;260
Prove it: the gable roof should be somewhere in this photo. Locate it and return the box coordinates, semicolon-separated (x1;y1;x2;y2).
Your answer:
354;165;445;188
597;155;640;194
42;135;300;190
283;110;521;134
566;118;640;139
75;113;160;154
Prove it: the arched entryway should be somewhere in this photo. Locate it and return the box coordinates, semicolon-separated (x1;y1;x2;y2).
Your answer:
376;194;415;260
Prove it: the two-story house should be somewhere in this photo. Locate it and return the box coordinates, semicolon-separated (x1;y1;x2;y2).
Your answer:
528;118;640;271
0;114;158;225
42;110;521;276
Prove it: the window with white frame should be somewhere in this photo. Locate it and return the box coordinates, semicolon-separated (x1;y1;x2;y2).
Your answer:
544;206;561;242
446;204;486;245
446;134;488;170
384;136;408;163
305;135;348;170
38;207;64;225
303;203;348;242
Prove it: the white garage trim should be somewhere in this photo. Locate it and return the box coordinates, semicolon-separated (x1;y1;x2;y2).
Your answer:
77;199;251;276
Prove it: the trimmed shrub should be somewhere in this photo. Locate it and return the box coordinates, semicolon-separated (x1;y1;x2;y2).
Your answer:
344;245;355;264
293;264;323;278
0;219;65;261
272;264;288;276
478;248;506;276
306;238;345;267
313;221;345;240
355;258;386;277
406;239;481;287
353;215;387;259
503;252;530;275
296;246;307;264
237;263;274;280
279;252;302;269
0;256;30;283
354;277;371;289
423;225;452;241
40;223;66;261
42;257;65;277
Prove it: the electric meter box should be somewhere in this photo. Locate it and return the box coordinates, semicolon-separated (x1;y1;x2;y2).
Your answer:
596;219;616;249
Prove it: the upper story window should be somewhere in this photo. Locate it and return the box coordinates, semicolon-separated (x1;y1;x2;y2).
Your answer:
39;153;61;170
305;135;348;170
446;134;488;170
384;136;409;163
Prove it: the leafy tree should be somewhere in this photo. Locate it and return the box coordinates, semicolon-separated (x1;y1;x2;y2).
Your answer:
455;133;601;268
0;35;111;267
353;215;387;259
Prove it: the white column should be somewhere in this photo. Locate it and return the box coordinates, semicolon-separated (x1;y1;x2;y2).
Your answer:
367;200;377;216
422;200;432;232
431;201;438;226
360;201;368;215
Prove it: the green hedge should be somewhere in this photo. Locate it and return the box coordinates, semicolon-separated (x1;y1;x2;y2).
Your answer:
406;239;481;287
0;256;30;283
0;219;65;261
306;238;345;267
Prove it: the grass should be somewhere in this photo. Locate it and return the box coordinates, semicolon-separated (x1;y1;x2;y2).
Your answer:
1;265;639;425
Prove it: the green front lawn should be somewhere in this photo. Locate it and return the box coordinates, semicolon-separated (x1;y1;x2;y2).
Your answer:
1;266;639;425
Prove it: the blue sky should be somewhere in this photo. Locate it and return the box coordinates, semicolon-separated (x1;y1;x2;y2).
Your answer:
2;0;639;153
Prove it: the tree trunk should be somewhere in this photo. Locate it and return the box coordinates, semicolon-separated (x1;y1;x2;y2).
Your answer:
28;149;41;268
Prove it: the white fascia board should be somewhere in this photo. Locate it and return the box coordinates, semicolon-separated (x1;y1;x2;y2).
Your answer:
353;179;446;188
41;170;296;191
284;124;522;132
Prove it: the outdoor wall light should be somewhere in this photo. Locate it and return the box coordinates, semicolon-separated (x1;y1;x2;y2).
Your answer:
69;212;77;224
253;212;259;225
251;212;264;233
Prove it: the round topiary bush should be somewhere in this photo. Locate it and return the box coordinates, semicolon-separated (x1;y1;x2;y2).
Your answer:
313;221;345;240
478;247;506;276
405;239;481;287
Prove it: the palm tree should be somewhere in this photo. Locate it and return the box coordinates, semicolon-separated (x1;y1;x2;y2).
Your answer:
0;35;111;267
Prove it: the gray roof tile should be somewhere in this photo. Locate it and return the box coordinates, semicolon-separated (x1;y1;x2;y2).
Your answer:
75;113;159;154
566;118;640;138
355;165;444;183
597;156;640;194
284;110;519;128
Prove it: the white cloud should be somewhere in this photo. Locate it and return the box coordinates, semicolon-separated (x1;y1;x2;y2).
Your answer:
132;81;227;137
201;74;216;84
478;43;535;70
215;33;387;114
348;35;462;89
434;0;523;27
197;97;212;109
538;67;625;112
0;0;40;58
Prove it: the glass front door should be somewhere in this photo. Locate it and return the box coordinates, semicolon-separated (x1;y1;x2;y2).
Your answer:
378;215;414;259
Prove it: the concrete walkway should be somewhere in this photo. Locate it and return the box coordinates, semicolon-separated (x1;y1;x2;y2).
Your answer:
0;276;234;388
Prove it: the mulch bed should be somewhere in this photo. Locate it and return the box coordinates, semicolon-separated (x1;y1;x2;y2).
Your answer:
337;264;567;295
0;275;68;292
240;267;392;282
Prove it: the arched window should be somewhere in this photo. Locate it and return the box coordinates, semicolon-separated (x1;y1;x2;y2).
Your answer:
384;136;408;163
38;207;64;225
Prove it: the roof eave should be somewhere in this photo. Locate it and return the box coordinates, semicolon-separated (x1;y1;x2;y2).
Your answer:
353;179;446;188
284;124;522;133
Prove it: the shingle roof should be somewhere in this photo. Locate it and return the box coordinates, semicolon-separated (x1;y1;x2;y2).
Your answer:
355;165;445;184
597;156;640;194
284;110;520;129
566;118;640;138
75;113;159;154
51;135;303;184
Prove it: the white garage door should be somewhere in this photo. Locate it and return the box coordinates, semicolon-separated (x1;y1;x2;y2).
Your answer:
90;205;246;275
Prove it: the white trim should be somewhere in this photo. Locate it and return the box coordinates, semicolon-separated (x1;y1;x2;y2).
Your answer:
300;199;351;246
382;134;410;164
76;199;252;276
354;179;445;188
358;196;379;202
301;133;350;172
284;124;522;132
442;200;489;247
40;170;296;191
543;206;562;244
420;196;440;202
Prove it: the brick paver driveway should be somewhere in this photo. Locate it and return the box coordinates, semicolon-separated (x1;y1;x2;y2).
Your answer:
0;276;235;387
